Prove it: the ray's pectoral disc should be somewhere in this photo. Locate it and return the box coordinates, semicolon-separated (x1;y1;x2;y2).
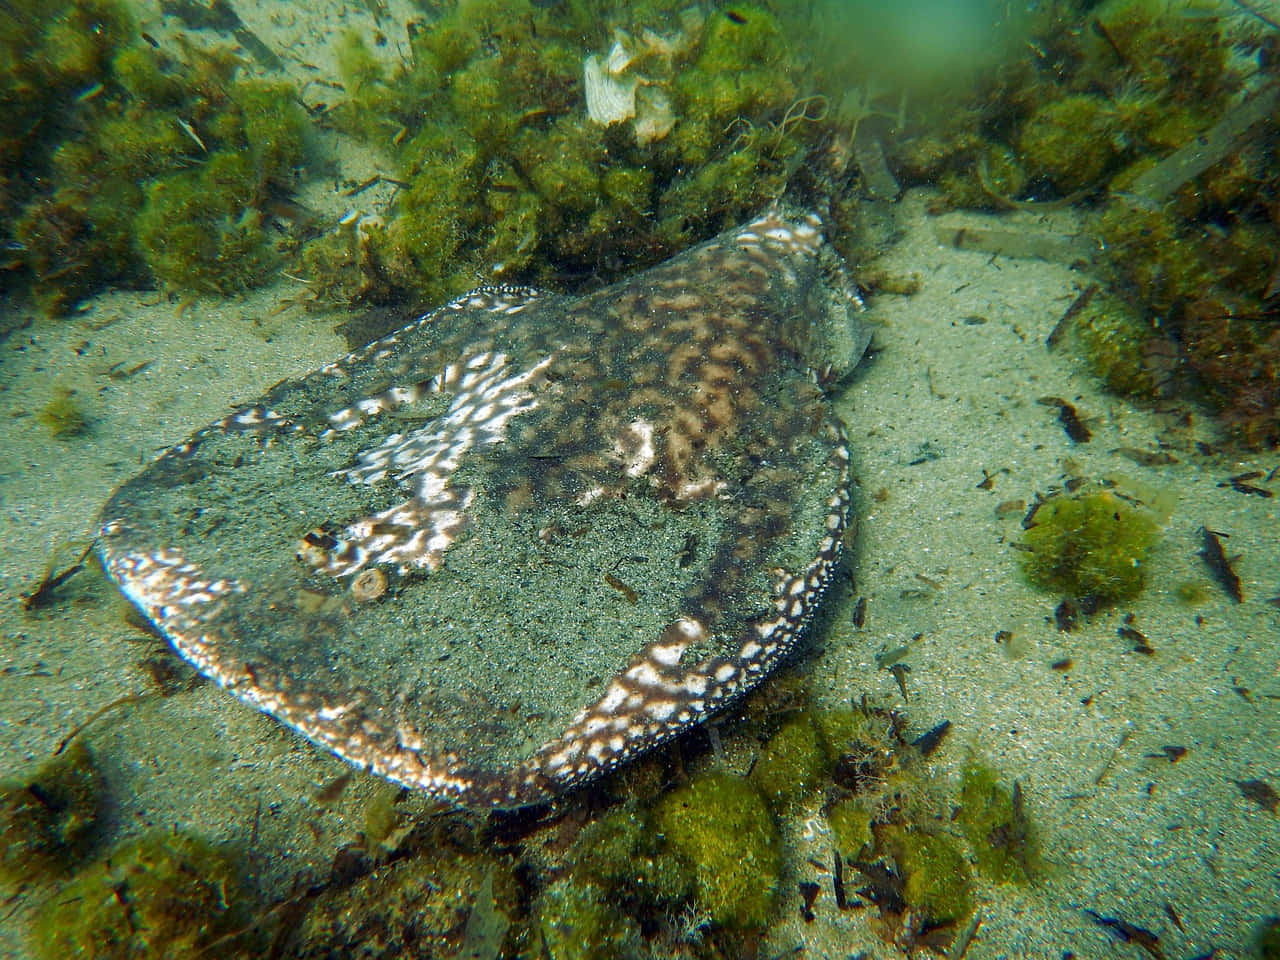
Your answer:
97;210;871;807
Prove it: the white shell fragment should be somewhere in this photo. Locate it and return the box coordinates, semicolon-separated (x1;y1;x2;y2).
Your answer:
634;86;675;145
584;42;639;127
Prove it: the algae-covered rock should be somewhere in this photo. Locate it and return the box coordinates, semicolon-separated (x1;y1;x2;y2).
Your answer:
813;706;887;762
31;830;259;960
1020;490;1159;606
749;713;827;811
958;760;1039;884
1017;94;1120;192
534;877;643;960
135;157;278;295
304;3;825;309
1083;0;1230;107
826;795;873;860
1097;200;1215;315
3;5;314;311
1075;291;1163;399
882;826;973;923
653;771;781;931
567;804;690;908
0;740;103;884
292;848;516;959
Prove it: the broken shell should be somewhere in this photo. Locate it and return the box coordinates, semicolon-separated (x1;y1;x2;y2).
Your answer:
584;47;638;127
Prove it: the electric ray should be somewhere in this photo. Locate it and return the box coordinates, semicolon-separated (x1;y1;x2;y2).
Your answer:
97;209;870;807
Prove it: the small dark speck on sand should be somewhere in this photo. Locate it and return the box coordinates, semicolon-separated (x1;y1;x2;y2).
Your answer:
1234;778;1279;812
1196;527;1243;602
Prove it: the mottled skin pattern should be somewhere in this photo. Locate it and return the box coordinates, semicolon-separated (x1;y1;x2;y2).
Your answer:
97;210;868;807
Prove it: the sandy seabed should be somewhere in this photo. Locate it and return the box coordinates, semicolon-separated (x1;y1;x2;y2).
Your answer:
0;1;1276;956
3;184;1276;959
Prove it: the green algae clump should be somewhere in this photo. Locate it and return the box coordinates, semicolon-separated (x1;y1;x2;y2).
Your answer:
134;158;277;296
958;760;1039;885
826;795;873;860
1075;292;1163;399
36;387;90;439
535;801;692;958
567;804;690;908
292;849;517;959
1020;490;1159;605
1017;94;1121;192
132;79;310;295
0;740;103;884
881;826;973;923
303;3;825;309
653;771;781;932
3;13;312;312
811;702;902;768
31;829;259;960
748;713;827;811
534;878;642;960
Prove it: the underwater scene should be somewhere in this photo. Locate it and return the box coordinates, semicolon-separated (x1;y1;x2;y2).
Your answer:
0;0;1277;956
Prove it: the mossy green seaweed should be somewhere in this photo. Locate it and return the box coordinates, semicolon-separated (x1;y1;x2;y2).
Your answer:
652;771;781;932
748;713;827;811
291;844;517;959
36;387;91;439
303;3;827;308
31;829;260;960
0;740;102;884
134;155;277;295
958;759;1040;885
567;803;690;908
534;878;643;960
881;825;974;923
2;4;312;312
1020;489;1159;606
826;795;873;860
1074;291;1163;399
1017;94;1122;192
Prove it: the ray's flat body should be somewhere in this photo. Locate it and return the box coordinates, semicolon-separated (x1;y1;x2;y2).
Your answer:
97;209;870;807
